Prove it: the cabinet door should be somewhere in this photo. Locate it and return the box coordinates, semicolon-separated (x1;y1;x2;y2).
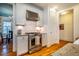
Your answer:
17;36;28;55
15;4;26;25
24;36;28;53
42;34;47;47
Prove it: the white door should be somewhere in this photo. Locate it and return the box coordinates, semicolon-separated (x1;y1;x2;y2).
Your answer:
60;10;73;42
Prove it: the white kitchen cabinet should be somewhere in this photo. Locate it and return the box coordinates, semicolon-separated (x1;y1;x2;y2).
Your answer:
15;4;26;25
42;33;47;47
17;35;28;55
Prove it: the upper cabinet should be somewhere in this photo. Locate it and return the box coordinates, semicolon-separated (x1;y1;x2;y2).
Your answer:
15;4;26;25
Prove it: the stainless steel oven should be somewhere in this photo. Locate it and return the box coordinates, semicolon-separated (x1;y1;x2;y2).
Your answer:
28;33;42;53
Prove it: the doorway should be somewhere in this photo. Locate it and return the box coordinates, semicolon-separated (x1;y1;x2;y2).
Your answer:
0;16;13;56
59;9;74;42
0;3;13;56
2;17;13;45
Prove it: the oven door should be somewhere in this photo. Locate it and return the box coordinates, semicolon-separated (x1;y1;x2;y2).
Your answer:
29;36;36;49
28;33;42;53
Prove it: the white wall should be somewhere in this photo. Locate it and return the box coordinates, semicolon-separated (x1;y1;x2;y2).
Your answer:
44;7;59;47
73;4;79;41
13;3;44;52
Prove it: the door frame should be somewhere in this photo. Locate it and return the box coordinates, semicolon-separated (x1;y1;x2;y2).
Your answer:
57;8;74;42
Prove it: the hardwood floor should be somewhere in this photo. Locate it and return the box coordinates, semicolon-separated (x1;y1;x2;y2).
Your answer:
24;40;69;56
0;41;16;56
0;40;69;56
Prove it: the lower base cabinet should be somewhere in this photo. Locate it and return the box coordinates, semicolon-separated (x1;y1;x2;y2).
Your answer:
17;36;28;55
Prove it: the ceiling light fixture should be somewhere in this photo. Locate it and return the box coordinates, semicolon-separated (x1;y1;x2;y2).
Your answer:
50;6;58;12
60;11;68;15
53;6;58;10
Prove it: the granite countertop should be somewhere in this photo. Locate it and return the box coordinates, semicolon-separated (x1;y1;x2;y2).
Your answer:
16;34;28;36
16;32;47;37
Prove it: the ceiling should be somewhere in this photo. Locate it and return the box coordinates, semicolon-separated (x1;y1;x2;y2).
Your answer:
0;3;78;17
0;3;13;17
33;3;78;11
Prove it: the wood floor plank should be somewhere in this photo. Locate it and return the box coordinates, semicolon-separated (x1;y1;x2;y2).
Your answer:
24;40;69;56
0;40;69;56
